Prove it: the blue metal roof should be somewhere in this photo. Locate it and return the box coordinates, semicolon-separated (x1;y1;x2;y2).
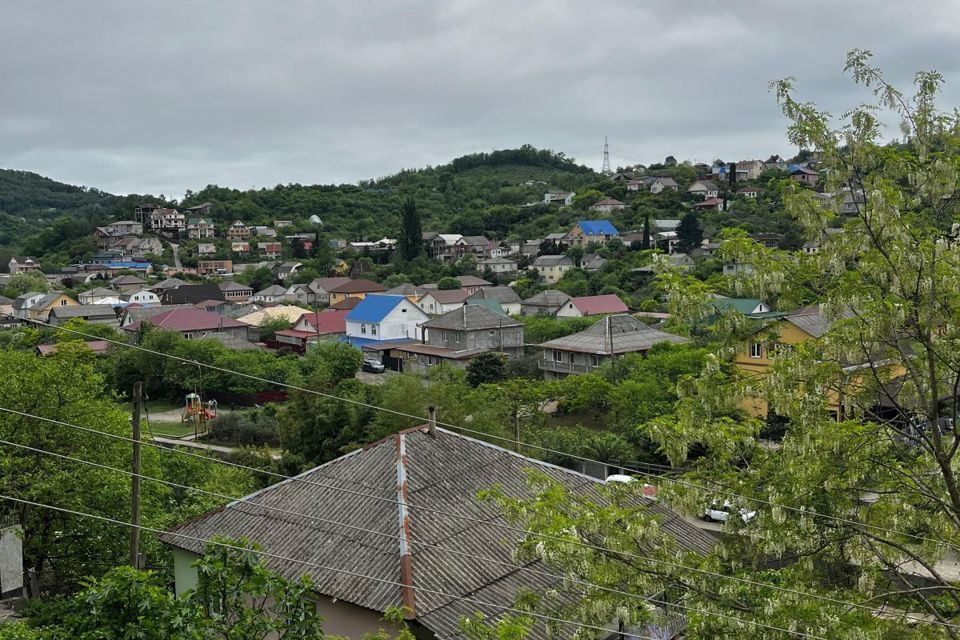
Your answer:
577;220;619;236
345;294;406;323
339;336;416;349
103;262;151;270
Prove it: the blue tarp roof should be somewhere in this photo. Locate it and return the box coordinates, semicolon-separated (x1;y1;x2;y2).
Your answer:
577;220;619;236
345;294;405;323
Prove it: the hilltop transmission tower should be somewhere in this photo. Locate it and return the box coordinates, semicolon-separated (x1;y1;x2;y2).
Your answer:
601;136;612;175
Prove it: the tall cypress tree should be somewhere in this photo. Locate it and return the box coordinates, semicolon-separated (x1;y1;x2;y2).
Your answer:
399;197;422;261
676;212;703;253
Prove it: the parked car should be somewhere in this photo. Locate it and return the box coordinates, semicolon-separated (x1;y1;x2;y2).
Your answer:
362;358;385;373
703;500;756;523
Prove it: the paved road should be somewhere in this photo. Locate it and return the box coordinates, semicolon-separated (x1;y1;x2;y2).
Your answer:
170;242;182;270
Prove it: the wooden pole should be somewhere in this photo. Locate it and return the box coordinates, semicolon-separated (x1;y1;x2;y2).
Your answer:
129;381;142;568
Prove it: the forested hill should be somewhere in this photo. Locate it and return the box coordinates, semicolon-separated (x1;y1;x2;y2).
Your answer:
180;146;600;240
0;146;601;267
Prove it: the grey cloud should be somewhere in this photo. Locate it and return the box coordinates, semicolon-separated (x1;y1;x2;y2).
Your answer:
2;0;960;196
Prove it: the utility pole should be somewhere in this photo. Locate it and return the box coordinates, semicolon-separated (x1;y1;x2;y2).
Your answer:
130;381;143;569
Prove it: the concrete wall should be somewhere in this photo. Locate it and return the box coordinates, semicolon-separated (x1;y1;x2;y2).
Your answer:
0;525;23;597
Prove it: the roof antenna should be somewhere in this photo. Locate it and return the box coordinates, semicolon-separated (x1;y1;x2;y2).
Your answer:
427;405;437;437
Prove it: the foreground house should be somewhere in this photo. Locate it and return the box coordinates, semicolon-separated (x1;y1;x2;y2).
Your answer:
162;426;715;639
530;255;573;284
539;315;688;378
520;290;571;316
218;280;254;302
273;310;349;352
47;304;118;326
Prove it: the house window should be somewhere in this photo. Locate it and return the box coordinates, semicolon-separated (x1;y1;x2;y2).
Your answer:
749;342;763;359
591;354;601;367
361;323;367;335
371;325;378;336
568;352;575;364
553;350;563;362
454;333;460;344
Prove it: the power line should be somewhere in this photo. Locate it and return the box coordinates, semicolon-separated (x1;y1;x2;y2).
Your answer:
0;493;660;640
1;405;949;630
0;436;838;639
12;311;960;554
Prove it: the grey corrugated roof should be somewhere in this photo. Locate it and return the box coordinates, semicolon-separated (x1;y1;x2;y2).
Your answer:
421;304;522;331
522;290;571;308
540;314;688;354
254;284;288;297
152;277;189;290
466;286;520;305
160;427;714;640
531;255;573;267
784;304;841;338
48;304;117;319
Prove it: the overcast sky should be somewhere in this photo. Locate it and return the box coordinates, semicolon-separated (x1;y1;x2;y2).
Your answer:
3;1;960;198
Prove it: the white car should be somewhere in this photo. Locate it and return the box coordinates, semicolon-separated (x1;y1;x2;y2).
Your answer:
704;500;756;523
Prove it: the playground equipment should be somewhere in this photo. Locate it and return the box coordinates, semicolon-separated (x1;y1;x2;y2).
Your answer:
181;392;218;425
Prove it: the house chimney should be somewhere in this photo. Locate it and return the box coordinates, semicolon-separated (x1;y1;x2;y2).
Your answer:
427;405;437;437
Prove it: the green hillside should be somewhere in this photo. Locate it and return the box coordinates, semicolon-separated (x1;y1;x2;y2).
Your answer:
0;146;603;269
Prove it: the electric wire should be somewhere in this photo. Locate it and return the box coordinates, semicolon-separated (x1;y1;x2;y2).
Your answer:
11;311;960;555
0;404;951;630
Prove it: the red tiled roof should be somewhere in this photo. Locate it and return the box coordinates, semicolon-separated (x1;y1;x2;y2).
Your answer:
296;309;349;335
123;308;246;333
329;279;387;294
693;197;724;207
571;294;629;316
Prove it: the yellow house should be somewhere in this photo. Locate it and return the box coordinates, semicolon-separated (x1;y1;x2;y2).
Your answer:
327;279;387;306
735;305;905;420
29;293;80;321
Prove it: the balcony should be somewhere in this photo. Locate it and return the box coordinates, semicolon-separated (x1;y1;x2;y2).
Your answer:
538;358;597;375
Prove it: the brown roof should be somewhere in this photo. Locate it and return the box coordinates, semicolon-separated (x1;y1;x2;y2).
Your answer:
328;279;387;294
423;289;471;305
329;297;362;310
122;308;247;333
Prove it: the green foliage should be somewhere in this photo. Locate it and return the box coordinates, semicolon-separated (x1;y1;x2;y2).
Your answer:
398;197;422;261
676;211;703;253
1;272;50;297
518;315;600;344
436;276;461;290
466;352;507;387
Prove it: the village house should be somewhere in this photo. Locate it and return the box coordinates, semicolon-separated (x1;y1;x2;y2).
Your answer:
186;218;216;239
148;277;188;294
565;220;620;247
539;314;688;379
17;292;79;321
8;257;40;274
723;262;754;276
789;166;820;185
258;242;282;259
308;277;352;306
217;280;253;302
466;286;522;315
520;289;571;316
231;241;251;254
327;279;388;305
123;308;254;343
110;274;149;293
455;235;490;259
111;236;163;259
581;253;607;272
735;160;767;181
588;198;626;214
455;275;492;295
424;233;462;262
273;219;293;229
343;294;429;355
148;207;186;231
688;180;720;199
77;287;122;305
391;305;524;375
709;295;775;319
692;197;724;212
543;190;575;206
417;288;472;315
530;254;573;284
47;304;119;326
272;309;350;352
272;261;302;281
250;284;289;304
198;259;233;276
555;294;629;318
252;226;278;238
385;283;433;303
649;176;679;193
196;243;217;256
480;256;518;275
161;427;715;639
236;305;309;327
283;283;313;306
285;233;316;253
119;289;160;306
737;186;761;199
227;221;251;240
160;283;227;306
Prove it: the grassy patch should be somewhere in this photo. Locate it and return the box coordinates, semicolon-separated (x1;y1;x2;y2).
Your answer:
147;421;196;438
